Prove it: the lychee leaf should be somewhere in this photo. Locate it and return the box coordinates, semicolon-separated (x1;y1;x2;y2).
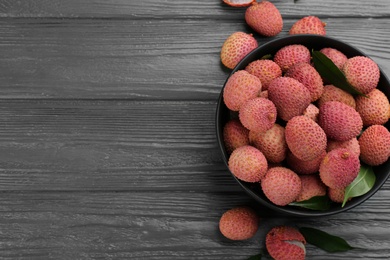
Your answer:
299;227;354;252
312;50;366;97
260;54;272;60
342;164;375;207
289;196;331;211
246;253;262;260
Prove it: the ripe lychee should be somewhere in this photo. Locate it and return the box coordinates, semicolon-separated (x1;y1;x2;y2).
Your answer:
266;226;306;260
245;59;282;90
319;148;360;189
327;137;360;157
261;167;302;206
239;97;277;132
223;70;262;111
303;103;320;122
286;150;326;175
320;48;348;70
342;56;380;94
223;119;250;154
358;125;390;166
328;187;347;204
318;101;363;141
285;115;327;161
355;88;390;127
289;16;326;35
296;175;327;202
222;0;256;7
317;84;356;109
245;1;283;37
273;44;311;72
267;77;311;121
219;206;259;240
220;32;258;70
228;145;268;182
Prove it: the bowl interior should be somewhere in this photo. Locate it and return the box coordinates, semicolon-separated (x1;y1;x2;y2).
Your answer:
216;35;390;217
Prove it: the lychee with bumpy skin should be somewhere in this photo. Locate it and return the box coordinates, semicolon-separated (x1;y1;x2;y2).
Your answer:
286;150;326;175
222;0;256;7
318;101;363;141
219;206;259;240
296;175;327;202
355;88;390;127
239;97;277;132
274;44;311;72
285;62;324;102
268;77;311;121
358;125;390;166
285;115;327;161
328;187;347;203
221;32;258;70
249;123;287;163
261;167;302;206
289;16;326;35
320;48;348;70
303;103;320;122
317;84;356;109
319;148;360;189
327;137;360;157
223;70;262;111
245;1;283;37
266;226;306;260
228;145;268;182
223;119;250;154
245;59;282;90
342;56;380;94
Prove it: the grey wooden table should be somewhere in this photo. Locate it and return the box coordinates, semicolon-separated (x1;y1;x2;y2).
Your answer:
0;0;390;259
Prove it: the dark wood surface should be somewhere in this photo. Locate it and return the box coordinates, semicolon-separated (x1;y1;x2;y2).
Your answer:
0;1;390;259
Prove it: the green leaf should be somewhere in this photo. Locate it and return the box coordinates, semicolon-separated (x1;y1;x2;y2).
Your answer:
247;253;262;260
342;164;376;207
312;50;366;97
289;196;331;211
260;54;272;60
299;227;354;253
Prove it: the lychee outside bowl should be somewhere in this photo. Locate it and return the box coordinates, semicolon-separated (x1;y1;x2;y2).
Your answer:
216;35;390;217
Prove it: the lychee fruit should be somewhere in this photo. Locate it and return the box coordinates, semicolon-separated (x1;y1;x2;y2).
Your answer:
285;115;327;161
285;62;324;102
319;148;360;189
228;145;268;182
320;48;348;70
289;16;326;35
358;125;390;166
268;77;311;121
342;56;380;94
266;226;306;260
219;206;259;240
245;1;283;37
222;0;256;7
220;32;258;70
318;101;363;141
261;167;302;206
223;70;262;111
239;97;277;132
259;90;268;99
249;123;287;163
223;119;250;154
303;103;320;122
317;84;356;109
273;44;311;72
286;150;326;175
328;187;347;204
245;59;282;90
327;137;360;157
296;175;327;202
355;88;390;127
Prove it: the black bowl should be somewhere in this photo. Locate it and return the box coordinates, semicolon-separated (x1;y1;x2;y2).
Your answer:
216;35;390;217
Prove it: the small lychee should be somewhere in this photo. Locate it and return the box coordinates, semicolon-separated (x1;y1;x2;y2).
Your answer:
223;119;250;154
266;226;306;260
289;16;326;35
274;44;311;72
327;137;360;158
355;88;390;127
328;187;347;204
219;206;259;240
286;150;326;175
239;97;277;132
303;103;320;122
245;59;282;90
320;48;348;70
358;125;390;166
245;1;283;37
296;175;327;202
317;84;356;109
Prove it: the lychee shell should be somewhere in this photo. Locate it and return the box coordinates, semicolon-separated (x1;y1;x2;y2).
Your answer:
219;206;259;240
223;119;250;154
266;226;306;260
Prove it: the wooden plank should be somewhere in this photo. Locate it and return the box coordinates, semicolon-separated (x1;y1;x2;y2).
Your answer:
0;0;389;18
0;18;389;99
0;191;389;259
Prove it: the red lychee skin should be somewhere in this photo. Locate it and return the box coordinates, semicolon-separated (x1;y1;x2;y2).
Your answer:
259;90;268;99
285;62;324;102
303;103;319;122
261;167;302;206
328;187;347;203
219;206;259;241
356;88;390;127
223;70;262;111
296;174;327;202
358;125;390;166
249;123;287;163
268;77;311;121
221;32;258;70
327;137;360;158
274;44;311;72
286;150;326;175
342;56;380;94
266;226;306;260
289;16;326;35
228;145;268;182
319;148;360;189
223;119;250;154
285;115;327;162
245;59;282;90
239;97;277;132
222;0;256;7
320;48;348;69
317;84;356;109
245;1;283;37
318;101;363;141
